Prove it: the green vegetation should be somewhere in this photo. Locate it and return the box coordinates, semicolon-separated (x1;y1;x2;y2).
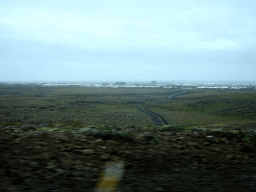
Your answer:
53;123;65;127
119;131;132;138
94;104;134;113
68;121;84;127
146;89;256;127
150;136;161;145
0;122;21;126
242;134;255;143
0;85;256;128
38;126;75;133
245;165;256;170
159;125;190;131
51;128;63;132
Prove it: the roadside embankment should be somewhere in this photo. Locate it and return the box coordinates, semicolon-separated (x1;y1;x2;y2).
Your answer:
0;124;256;191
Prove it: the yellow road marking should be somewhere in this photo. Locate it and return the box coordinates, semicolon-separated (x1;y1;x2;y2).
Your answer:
96;161;125;192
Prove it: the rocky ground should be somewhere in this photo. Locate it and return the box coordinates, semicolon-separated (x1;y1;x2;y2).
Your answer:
1;124;256;192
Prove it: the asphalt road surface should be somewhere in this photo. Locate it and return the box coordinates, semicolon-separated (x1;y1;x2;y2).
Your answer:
167;90;187;99
134;104;164;126
134;90;187;126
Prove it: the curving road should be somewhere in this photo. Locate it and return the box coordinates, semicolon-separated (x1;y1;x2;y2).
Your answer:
134;104;164;126
141;105;169;125
134;90;187;126
167;90;187;99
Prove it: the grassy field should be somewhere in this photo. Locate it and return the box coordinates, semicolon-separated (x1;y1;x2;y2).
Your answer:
0;84;255;128
0;85;177;127
144;89;256;127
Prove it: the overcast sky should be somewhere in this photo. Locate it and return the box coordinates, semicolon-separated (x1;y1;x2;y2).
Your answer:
1;0;256;82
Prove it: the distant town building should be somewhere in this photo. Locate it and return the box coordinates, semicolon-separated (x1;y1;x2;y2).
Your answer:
151;81;156;86
116;82;126;85
165;84;173;87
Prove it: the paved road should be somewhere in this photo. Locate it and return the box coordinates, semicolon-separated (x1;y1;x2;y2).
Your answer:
167;90;187;99
141;106;169;125
134;104;164;126
134;90;187;126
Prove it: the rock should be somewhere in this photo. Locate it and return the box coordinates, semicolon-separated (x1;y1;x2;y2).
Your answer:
35;152;50;160
137;134;155;143
108;147;118;155
177;137;184;141
224;132;242;140
80;149;95;155
45;161;58;170
155;187;164;191
20;125;37;131
161;125;174;129
206;131;224;137
192;131;199;136
39;123;50;128
106;140;119;145
60;145;73;152
226;154;234;160
55;168;65;176
38;131;52;139
135;133;144;139
124;162;133;170
2;122;256;191
80;138;87;142
58;135;69;142
3;125;14;130
123;150;131;155
86;125;96;128
241;145;255;153
30;161;39;168
13;138;21;144
201;158;208;163
187;142;202;149
89;129;101;136
173;144;186;150
36;142;47;146
99;153;110;160
213;138;220;143
95;139;104;144
162;132;172;136
79;127;91;132
203;142;211;146
219;137;229;144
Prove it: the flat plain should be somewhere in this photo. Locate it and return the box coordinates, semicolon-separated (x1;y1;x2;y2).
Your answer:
1;84;256;129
